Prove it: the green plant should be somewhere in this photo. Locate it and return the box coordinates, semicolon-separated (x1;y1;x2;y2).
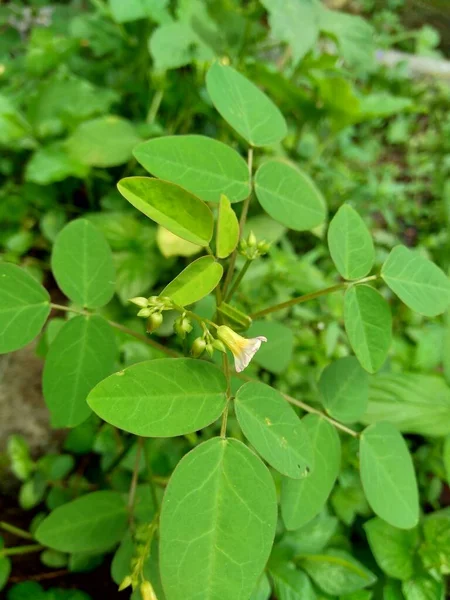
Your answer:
2;57;450;600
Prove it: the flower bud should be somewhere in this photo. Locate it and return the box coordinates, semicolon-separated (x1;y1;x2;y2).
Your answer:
140;580;157;600
257;240;271;255
247;230;257;248
205;343;214;357
212;339;226;353
146;312;163;333
129;297;148;308
191;337;206;357
174;315;192;339
137;307;152;318
118;575;132;591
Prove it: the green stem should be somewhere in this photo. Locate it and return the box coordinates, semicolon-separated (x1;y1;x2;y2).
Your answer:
146;89;164;125
220;354;232;438
225;259;252;302
143;441;160;511
0;522;33;540
221;147;254;299
0;544;43;557
250;276;378;319
128;438;143;528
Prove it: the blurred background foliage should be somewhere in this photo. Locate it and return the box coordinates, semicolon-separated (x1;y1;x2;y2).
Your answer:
1;0;450;598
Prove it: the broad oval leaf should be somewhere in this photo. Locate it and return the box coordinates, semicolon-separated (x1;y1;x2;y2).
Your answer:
344;285;392;374
360;421;419;529
0;263;50;354
246;320;294;374
381;245;450;317
88;358;227;437
319;356;369;423
161;256;223;306
206;62;287;147
35;491;127;553
51;219;115;309
270;564;316;600
281;415;341;530
117;177;213;246
157;226;201;258
216;195;239;259
43;315;116;428
134;135;250;203
235;382;313;479
160;437;277;600
254;160;326;231
328;204;374;280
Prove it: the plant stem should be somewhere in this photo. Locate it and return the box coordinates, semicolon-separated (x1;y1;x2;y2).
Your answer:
143;440;160;511
0;521;33;540
221;147;254;299
128;437;143;528
250;276;378;319
50;303;88;316
146;89;164;124
220;353;232;438
1;544;43;557
225;259;252;302
283;393;359;437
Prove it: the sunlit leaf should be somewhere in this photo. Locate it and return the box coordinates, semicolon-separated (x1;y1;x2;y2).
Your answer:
161;256;223;306
216;195;240;259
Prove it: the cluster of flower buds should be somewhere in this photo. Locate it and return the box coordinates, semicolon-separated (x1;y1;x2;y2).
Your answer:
129;295;172;334
191;328;226;359
119;577;157;599
173;311;193;339
239;231;270;261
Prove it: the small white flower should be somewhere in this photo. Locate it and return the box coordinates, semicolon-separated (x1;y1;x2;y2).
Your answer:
216;326;267;373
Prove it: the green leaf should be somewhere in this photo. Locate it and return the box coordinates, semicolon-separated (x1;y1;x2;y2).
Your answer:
319;357;369;424
109;0;170;23
420;508;450;573
88;358;227;437
206;62;287;147
344;285;392;374
319;8;375;69
51;219;115;309
149;21;214;71
444;435;450;484
282;513;338;555
0;263;50;354
235;382;313;479
359;422;419;529
381;245;450;317
43;315;116;428
250;574;271;600
66;116;141;167
402;574;445;600
246;321;294;374
161;256;223;306
25;143;89;184
327;205;374;280
270;564;316;600
300;549;377;596
261;0;319;65
160;438;277;600
0;557;11;592
217;195;240;259
117;177;213;246
157;227;201;259
364;517;418;580
281;415;340;530
255;160;326;231
366;373;450;437
134;136;250;204
35;491;127;553
111;531;133;584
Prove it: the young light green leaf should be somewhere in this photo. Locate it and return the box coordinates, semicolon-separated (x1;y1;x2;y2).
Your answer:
35;491;127;553
109;0;170;24
206;62;287;147
117;177;213;246
255;160;326;231
300;549;377;596
43;315;116;428
270;564;316;600
216;195;239;259
319;356;369;423
261;0;319;66
381;245;450;317
235;382;313;479
360;422;419;529
246;320;294;374
364;517;418;580
344;285;392;374
51;219;115;309
0;263;50;354
160;438;277;600
134;136;250;204
88;358;227;437
0;557;11;592
157;226;201;259
282;513;338;555
250;573;271;600
161;256;223;306
281;415;340;530
402;574;445;600
327;204;375;280
66;116;141;167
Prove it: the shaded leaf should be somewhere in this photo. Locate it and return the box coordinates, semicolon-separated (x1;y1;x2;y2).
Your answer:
217;195;240;259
